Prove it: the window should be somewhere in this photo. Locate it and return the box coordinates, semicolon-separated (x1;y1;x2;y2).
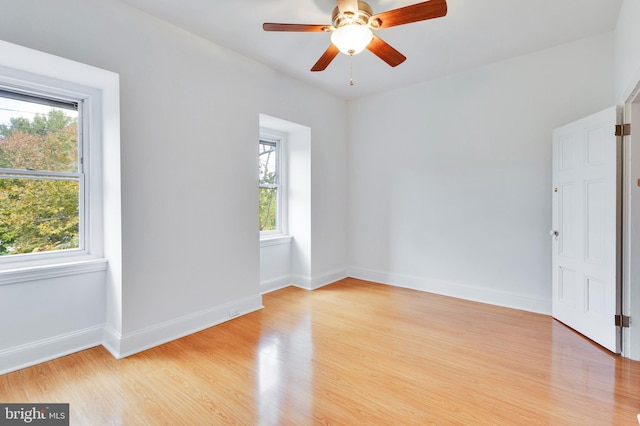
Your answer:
0;89;83;257
259;133;286;235
0;39;120;285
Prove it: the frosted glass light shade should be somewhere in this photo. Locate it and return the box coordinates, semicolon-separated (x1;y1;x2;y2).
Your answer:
330;24;373;55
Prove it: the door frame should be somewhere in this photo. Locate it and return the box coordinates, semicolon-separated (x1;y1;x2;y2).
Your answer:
622;80;640;360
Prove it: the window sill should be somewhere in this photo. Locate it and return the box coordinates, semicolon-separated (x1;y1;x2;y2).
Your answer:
0;258;108;286
260;235;293;247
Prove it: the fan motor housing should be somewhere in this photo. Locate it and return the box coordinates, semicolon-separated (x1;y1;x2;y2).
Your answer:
332;1;373;27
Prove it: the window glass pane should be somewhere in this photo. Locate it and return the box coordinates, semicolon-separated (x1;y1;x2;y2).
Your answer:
0;96;78;173
0;178;80;255
259;187;277;231
259;140;277;186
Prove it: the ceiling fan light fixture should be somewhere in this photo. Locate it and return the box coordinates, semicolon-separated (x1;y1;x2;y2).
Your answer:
330;24;373;55
263;0;448;70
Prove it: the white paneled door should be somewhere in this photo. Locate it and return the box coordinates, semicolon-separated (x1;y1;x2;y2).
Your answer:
551;107;621;353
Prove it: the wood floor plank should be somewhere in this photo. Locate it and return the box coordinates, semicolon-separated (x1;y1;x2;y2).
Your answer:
1;278;639;425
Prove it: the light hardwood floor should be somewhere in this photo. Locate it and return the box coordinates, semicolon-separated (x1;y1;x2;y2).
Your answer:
1;278;639;425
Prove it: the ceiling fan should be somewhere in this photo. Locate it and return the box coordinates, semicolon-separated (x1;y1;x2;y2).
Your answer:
263;0;447;72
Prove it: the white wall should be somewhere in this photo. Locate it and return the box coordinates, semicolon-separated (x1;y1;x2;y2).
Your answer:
0;273;106;373
287;128;313;288
260;240;292;293
348;33;614;314
614;0;640;102
0;0;347;369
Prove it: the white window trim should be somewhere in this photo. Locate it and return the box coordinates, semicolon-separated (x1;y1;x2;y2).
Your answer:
0;40;121;286
260;235;293;247
0;258;108;286
260;128;288;239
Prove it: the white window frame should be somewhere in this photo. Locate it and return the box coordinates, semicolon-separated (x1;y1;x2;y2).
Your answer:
0;86;89;261
259;128;287;239
0;40;121;285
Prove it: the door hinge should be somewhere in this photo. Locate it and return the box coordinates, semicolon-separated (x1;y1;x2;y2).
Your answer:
615;123;631;136
615;314;630;328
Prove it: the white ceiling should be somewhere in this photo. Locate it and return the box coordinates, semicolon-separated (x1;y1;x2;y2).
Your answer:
118;0;622;100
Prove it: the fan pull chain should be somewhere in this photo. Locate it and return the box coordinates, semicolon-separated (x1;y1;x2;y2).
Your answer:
349;54;354;86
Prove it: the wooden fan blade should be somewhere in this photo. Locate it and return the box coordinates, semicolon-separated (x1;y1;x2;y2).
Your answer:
263;23;330;32
366;35;406;67
311;44;340;71
369;0;447;29
337;0;359;15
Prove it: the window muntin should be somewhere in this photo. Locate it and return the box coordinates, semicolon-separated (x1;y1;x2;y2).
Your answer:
0;89;83;257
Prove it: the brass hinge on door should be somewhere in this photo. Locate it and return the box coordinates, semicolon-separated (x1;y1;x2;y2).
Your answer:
615;314;630;328
615;123;631;136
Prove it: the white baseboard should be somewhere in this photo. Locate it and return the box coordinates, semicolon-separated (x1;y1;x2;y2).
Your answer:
260;274;293;294
310;268;348;290
290;273;311;290
103;294;263;359
0;325;103;375
291;268;347;291
348;267;551;315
